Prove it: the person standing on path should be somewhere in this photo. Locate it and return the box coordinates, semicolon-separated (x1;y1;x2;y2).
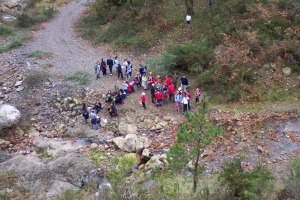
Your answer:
195;88;201;103
90;110;98;130
96;63;101;80
107;57;114;76
168;82;175;102
186;14;191;24
141;92;146;109
113;56;119;75
117;63;124;80
172;72;179;89
150;84;155;104
101;58;107;75
182;93;189;113
175;90;182;111
180;75;189;91
82;103;89;123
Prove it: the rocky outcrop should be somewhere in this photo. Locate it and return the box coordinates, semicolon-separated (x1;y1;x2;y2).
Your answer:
109;134;150;153
0;104;21;130
0;152;98;193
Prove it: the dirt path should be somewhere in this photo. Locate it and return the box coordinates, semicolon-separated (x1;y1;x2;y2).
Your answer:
26;0;106;85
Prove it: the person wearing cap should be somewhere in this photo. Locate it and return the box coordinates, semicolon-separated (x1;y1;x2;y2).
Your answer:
175;90;182;111
195;88;201;103
141;92;146;109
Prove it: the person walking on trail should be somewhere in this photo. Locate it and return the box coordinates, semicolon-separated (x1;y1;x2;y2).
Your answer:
175;90;182;111
107;57;114;76
117;63;124;80
113;56;119;75
186;14;191;24
101;58;107;75
90;110;98;130
82;103;89;123
141;92;146;109
180;75;189;91
182;93;189;113
172;71;179;89
195;88;201;103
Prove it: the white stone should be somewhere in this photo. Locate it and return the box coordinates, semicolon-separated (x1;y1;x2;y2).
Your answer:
0;104;21;130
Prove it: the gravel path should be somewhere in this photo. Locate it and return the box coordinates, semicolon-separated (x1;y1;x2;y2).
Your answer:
26;0;106;78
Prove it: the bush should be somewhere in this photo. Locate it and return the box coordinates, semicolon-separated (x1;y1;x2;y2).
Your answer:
66;70;90;85
27;50;53;58
23;70;48;88
218;158;274;199
16;13;36;28
283;158;300;199
0;25;14;37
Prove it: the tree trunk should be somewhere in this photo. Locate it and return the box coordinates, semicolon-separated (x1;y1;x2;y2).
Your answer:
184;0;193;15
193;123;203;193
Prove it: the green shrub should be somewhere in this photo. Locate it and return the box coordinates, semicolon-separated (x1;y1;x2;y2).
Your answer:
23;70;48;88
283;158;300;199
218;158;274;199
0;25;14;37
27;50;53;58
16;13;36;28
42;5;56;18
257;16;289;41
66;70;90;85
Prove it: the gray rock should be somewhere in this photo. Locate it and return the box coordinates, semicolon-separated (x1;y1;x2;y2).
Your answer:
111;137;125;151
158;121;168;127
0;104;21;130
16;87;24;91
282;67;292;76
136;137;150;151
123;134;138;152
46;180;80;199
90;143;98;149
14;81;22;87
29;128;40;137
145;155;164;170
15;126;24;137
0;150;11;163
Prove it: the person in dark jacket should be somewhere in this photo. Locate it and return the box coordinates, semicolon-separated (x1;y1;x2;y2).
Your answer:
107;57;114;75
117;64;123;79
93;101;102;114
82;103;89;123
180;75;189;92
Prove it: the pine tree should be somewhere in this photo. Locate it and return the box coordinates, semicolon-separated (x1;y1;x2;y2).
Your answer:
167;95;222;193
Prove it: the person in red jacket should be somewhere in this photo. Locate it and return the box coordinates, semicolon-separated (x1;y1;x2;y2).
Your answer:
164;75;171;87
155;89;162;107
168;83;175;102
141;92;146;109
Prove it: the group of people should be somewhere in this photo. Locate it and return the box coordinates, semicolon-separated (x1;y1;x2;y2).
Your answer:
94;56;134;80
85;57;202;129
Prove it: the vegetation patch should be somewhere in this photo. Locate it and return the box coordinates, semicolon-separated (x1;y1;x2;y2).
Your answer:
27;50;53;59
66;70;90;85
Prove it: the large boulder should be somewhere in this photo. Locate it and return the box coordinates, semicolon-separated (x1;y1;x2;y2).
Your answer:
111;137;125;151
145;155;164;170
0;104;21;130
46;180;80;199
282;67;292;76
136;137;150;151
123;134;138;152
118;121;137;135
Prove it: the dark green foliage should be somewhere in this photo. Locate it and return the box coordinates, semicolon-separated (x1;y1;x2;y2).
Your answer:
66;70;90;85
16;13;36;28
0;25;14;37
219;158;274;199
282;157;300;199
257;17;289;41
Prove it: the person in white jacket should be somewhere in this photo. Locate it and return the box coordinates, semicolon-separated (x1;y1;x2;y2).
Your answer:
182;93;189;113
186;14;191;24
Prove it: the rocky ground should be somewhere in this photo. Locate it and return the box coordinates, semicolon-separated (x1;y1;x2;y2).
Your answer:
0;0;300;199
